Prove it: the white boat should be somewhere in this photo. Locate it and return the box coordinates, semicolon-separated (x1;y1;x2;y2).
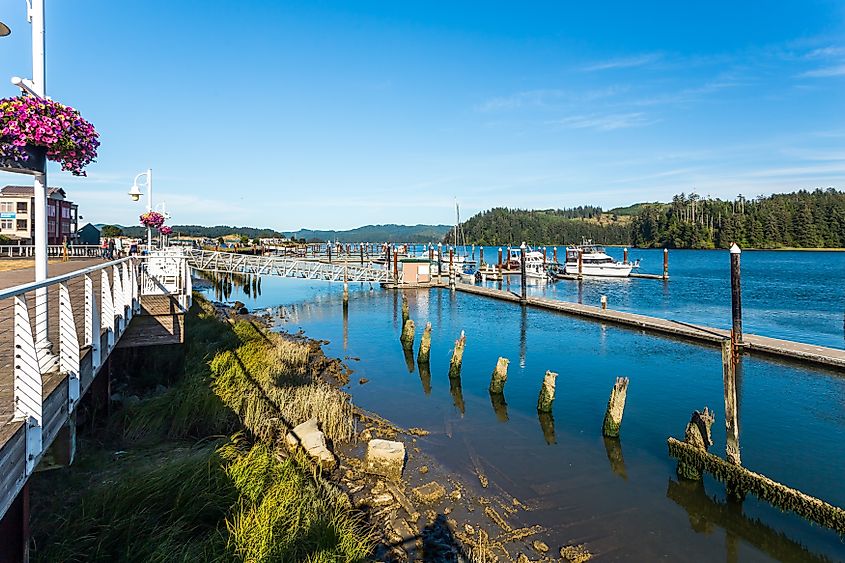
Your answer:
507;247;549;283
441;201;477;275
563;240;638;278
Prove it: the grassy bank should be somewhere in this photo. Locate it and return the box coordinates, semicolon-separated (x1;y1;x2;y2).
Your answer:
31;295;373;562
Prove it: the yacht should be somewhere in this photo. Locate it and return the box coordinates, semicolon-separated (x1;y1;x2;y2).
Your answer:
563;240;638;278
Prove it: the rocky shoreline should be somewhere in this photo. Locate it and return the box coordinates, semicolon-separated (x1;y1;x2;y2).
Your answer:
211;299;593;563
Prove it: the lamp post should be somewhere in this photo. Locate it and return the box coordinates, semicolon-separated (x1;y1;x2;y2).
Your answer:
128;169;152;251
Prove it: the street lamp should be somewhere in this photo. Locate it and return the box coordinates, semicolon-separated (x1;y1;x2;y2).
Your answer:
128;169;153;250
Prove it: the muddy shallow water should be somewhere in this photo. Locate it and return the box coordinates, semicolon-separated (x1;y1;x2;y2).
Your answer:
204;274;845;561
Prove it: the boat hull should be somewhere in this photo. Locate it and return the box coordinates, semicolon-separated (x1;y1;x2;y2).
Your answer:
563;263;633;277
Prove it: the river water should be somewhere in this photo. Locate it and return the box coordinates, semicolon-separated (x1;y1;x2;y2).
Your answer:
204;249;845;561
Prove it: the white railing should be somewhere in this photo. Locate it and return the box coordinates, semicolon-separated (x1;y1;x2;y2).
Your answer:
186;249;391;283
0;249;190;520
0;244;102;258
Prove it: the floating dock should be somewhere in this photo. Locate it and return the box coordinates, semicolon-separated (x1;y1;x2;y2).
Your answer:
442;282;845;371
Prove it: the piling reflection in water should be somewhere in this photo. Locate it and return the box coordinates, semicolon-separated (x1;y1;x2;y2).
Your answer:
489;392;508;422
538;411;556;445
449;376;465;415
519;306;527;368
602;436;627;480
342;300;348;351
665;479;831;563
402;344;416;373
418;360;432;395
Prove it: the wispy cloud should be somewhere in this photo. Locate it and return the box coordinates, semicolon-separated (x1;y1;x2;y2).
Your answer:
476;86;625;112
547;112;654;131
581;53;662;72
800;64;845;78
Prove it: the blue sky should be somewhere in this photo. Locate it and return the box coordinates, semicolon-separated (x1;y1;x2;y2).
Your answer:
0;1;844;230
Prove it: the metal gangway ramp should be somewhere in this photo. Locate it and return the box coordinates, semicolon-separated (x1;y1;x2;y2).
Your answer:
185;249;391;283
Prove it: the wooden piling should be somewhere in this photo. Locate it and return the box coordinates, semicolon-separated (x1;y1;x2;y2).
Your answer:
393;248;399;284
448;330;466;379
536;370;557;413
497;247;503;271
553;246;557;264
520;242;527;302
601;377;629;438
577;250;583;276
489;357;509;394
479;246;484;266
418;322;432;364
730;243;743;346
400;319;415;348
449;247;455;287
722;340;741;465
601;295;607;310
677;407;715;481
623;247;628;264
663;248;669;280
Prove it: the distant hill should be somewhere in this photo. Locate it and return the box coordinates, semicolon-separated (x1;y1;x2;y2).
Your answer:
607;202;663;216
119;225;284;239
293;224;451;243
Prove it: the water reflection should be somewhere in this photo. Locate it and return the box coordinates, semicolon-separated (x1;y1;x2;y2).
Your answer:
602;436;627;480
519;306;527;368
342;300;348;351
489;392;508;422
666;479;832;563
402;344;416;373
538;411;556;445
418;360;432;395
449;376;465;415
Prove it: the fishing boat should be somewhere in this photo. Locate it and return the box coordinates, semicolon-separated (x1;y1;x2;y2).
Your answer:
563;239;638;278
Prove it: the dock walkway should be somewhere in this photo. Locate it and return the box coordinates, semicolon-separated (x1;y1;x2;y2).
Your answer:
448;282;845;370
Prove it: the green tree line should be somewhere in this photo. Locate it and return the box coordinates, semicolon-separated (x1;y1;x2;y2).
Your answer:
455;189;845;249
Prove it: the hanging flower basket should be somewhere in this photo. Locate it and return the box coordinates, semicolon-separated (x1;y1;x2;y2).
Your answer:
0;143;46;175
0;96;99;176
159;225;173;235
140;211;165;228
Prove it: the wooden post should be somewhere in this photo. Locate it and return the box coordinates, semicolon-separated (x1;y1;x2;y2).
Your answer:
601;295;608;310
479;246;484;267
429;244;433;262
418;321;432;364
722;340;741;465
623;247;628;264
542;247;547;267
489;357;509;394
520;242;527;303
448;330;466;378
437;243;442;280
449;247;455;288
360;243;364;265
393;247;399;285
497;247;503;271
537;371;557;412
730;243;742;347
577;249;583;276
677;407;714;481
328;242;332;263
663;248;669;280
553;246;557;264
602;377;629;437
400;318;415;348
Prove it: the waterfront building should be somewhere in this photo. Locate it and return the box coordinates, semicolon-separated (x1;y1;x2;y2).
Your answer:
0;185;79;244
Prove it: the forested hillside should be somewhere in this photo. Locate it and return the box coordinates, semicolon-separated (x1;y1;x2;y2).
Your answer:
454;189;845;249
451;207;631;245
631;189;845;248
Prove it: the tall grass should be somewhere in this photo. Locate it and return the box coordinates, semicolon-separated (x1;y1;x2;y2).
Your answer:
33;294;372;561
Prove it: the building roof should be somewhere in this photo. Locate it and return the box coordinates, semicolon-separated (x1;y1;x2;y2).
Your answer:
78;223;101;232
1;185;67;198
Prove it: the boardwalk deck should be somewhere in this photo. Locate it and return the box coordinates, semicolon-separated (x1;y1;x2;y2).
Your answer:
0;253;190;521
450;283;845;370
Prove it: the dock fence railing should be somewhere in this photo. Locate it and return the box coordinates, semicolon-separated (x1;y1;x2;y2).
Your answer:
0;249;190;520
0;244;103;258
